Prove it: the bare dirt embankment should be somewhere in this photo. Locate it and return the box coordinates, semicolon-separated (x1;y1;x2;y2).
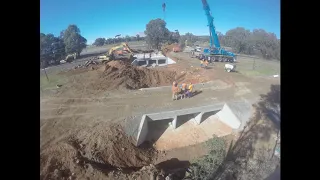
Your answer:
40;60;188;179
95;61;179;90
40;124;163;180
58;60;185;95
40;50;280;179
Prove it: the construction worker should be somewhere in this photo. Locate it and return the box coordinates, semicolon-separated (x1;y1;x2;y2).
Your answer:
204;60;209;69
181;82;187;99
172;82;179;100
186;82;193;98
172;81;176;86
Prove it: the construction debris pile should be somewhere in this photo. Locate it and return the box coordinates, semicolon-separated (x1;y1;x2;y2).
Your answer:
73;60;100;69
91;61;179;90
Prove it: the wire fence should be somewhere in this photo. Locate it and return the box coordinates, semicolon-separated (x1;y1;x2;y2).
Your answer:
235;55;280;76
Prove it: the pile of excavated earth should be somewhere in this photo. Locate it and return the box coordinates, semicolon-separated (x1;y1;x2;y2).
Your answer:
62;60;185;93
40;124;165;180
98;61;178;90
41;61;188;179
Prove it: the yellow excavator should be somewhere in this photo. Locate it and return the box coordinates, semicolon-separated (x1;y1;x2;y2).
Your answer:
98;42;135;62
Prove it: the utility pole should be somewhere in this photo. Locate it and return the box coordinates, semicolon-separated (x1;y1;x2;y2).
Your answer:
252;46;256;70
162;2;166;20
43;68;49;82
252;58;256;70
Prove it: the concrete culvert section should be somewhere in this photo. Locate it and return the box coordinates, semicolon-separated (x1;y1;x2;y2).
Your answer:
135;101;252;150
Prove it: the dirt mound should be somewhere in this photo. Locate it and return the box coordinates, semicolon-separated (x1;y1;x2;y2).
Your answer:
92;61;179;90
40;142;78;180
106;60;128;68
40;124;158;180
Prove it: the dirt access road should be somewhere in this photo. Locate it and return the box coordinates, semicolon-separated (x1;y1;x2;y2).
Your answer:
40;51;280;179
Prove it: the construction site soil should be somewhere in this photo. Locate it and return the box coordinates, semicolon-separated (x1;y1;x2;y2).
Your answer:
60;61;184;92
41;51;280;179
40;124;163;180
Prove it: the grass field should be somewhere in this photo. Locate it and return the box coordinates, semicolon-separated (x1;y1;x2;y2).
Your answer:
235;56;280;77
40;71;68;90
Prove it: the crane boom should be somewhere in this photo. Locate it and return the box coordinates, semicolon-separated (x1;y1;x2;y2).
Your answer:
198;0;236;63
201;0;220;48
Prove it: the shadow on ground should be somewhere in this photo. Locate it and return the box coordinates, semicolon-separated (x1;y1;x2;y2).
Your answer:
156;158;190;180
146;118;172;145
192;90;202;98
176;114;194;128
156;158;190;171
201;110;220;123
184;84;280;180
208;84;280;180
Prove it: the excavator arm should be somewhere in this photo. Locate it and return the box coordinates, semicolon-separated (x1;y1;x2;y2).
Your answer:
99;43;135;62
121;43;134;53
108;43;133;55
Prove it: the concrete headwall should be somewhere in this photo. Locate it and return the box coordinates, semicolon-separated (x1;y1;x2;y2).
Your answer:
216;104;241;129
130;101;252;146
134;103;225;146
222;101;253;131
136;115;150;146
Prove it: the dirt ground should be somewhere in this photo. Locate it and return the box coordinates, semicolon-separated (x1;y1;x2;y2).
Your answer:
40;50;280;179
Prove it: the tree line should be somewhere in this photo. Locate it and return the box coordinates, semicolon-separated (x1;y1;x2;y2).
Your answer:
41;20;280;68
93;35;146;46
40;24;87;67
143;19;280;60
217;28;280;60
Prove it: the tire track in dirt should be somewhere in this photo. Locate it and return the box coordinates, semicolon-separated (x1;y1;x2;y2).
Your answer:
40;104;125;111
40;87;234;120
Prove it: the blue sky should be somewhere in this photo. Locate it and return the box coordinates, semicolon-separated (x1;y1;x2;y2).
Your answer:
40;0;280;44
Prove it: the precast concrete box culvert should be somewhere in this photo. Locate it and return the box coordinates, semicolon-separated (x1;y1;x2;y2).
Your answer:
133;101;252;150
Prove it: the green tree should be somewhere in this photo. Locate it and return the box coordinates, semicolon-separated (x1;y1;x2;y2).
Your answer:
40;33;66;65
179;32;198;47
224;27;251;54
168;30;180;44
188;136;226;180
219;27;280;60
131;36;137;41
250;29;280;60
125;35;131;42
105;38;113;44
144;19;170;49
136;34;140;41
61;24;87;57
51;37;66;60
93;38;106;46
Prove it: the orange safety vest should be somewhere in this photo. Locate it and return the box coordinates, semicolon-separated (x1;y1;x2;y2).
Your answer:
172;86;179;93
182;83;187;89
